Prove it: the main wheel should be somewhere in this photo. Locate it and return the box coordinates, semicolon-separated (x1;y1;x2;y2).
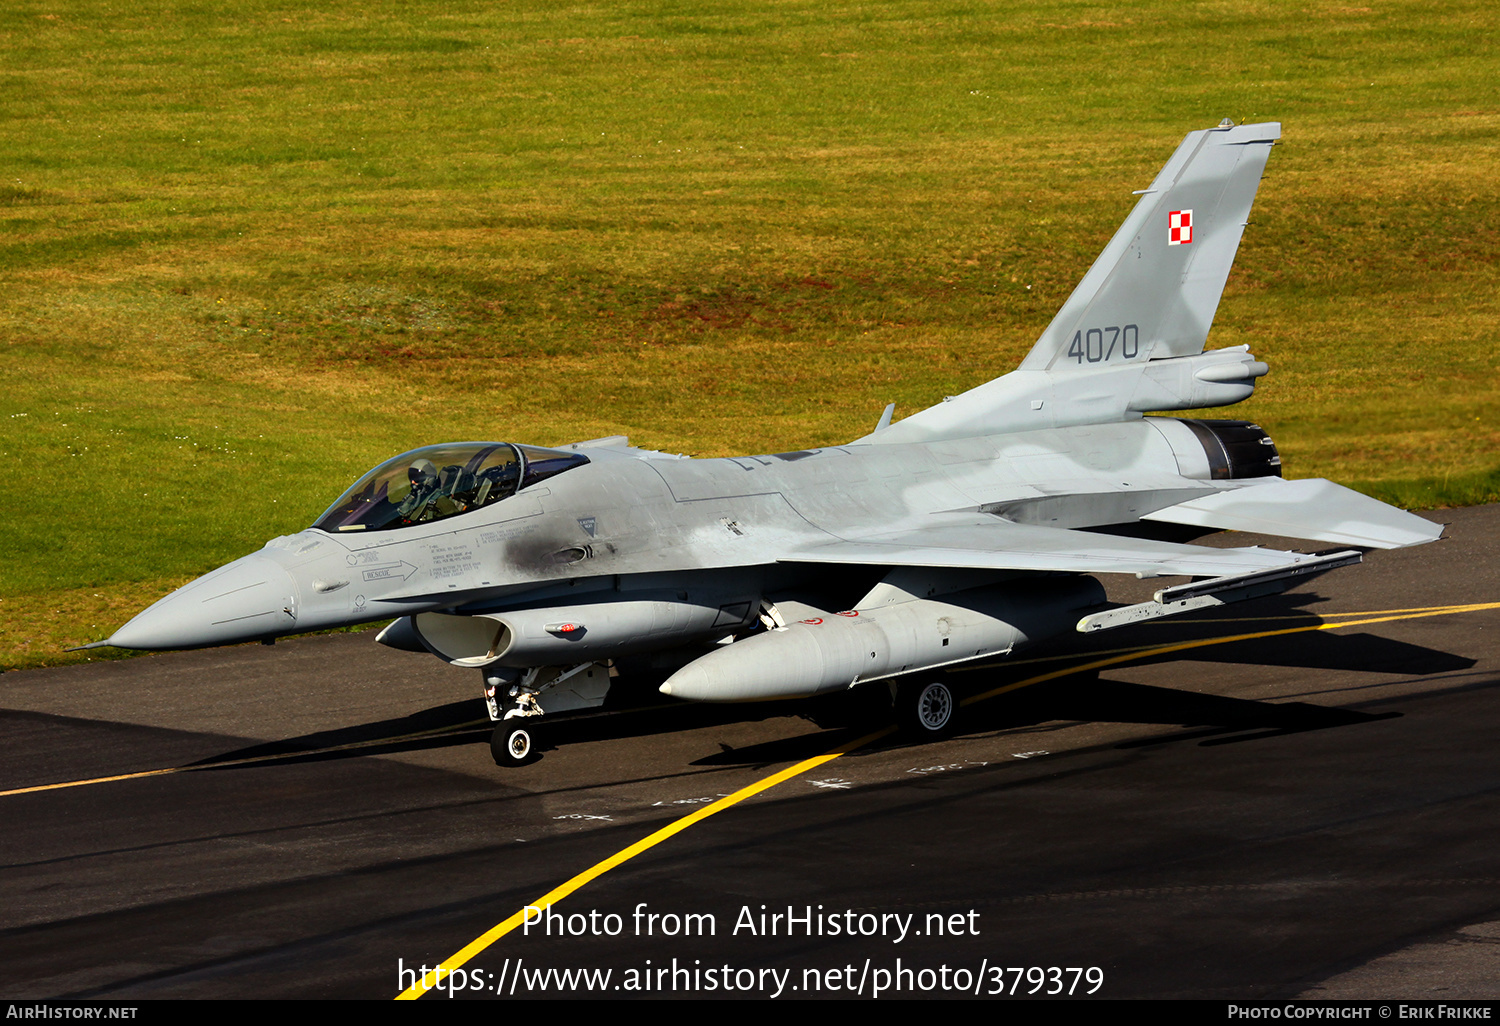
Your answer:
897;679;958;738
491;724;537;766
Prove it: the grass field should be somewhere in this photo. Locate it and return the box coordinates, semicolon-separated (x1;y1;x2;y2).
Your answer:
3;0;1497;669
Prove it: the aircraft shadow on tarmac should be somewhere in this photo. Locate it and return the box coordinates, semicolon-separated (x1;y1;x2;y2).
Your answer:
1077;590;1477;677
694;667;1495;770
188;591;1477;774
186;686;843;774
684;683;1401;769
185;699;494;770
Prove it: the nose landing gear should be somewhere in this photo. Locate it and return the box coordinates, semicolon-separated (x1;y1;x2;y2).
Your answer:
491;724;537;766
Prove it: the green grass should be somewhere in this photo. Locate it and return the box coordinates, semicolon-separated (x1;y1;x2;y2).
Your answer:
3;0;1498;669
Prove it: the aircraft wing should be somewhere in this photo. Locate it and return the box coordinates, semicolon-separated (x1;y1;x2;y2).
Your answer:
1142;478;1443;549
779;513;1330;578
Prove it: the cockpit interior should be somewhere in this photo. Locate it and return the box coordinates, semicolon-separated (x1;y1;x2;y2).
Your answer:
312;442;589;532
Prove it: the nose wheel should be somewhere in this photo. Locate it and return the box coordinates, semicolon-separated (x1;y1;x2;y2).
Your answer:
491;724;539;766
897;678;958;738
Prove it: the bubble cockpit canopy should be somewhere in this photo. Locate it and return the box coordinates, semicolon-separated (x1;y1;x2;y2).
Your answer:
312;442;588;533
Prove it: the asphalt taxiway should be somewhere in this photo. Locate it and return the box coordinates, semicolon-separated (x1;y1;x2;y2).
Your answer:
2;506;1497;999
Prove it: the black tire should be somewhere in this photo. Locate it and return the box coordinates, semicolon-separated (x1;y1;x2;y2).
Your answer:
491;724;538;766
897;678;958;738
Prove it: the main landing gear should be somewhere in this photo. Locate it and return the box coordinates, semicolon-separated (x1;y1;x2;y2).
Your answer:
896;678;959;738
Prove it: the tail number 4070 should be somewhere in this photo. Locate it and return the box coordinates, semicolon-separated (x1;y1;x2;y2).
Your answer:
1068;324;1139;364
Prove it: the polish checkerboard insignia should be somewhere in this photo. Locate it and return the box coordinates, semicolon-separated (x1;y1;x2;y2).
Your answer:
1168;209;1193;245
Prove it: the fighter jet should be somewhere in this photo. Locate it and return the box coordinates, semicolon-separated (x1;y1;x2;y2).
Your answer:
91;121;1441;765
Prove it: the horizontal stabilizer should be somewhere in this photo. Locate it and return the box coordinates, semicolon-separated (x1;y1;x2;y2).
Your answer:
1143;479;1443;549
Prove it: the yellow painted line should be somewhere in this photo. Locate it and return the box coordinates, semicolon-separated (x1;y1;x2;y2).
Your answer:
953;601;1499;680
401;597;1500;998
962;600;1500;705
1136;603;1493;626
0;765;187;796
395;723;896;1000
968;639;1193;668
0;717;491;798
1313;604;1495;618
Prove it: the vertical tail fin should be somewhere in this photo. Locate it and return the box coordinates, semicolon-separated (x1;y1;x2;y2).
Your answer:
859;122;1280;446
1020;120;1280;372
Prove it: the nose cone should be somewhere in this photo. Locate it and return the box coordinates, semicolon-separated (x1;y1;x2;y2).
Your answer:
109;554;300;650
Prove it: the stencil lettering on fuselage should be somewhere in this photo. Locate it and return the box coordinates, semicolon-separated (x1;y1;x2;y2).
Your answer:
429;543;481;580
